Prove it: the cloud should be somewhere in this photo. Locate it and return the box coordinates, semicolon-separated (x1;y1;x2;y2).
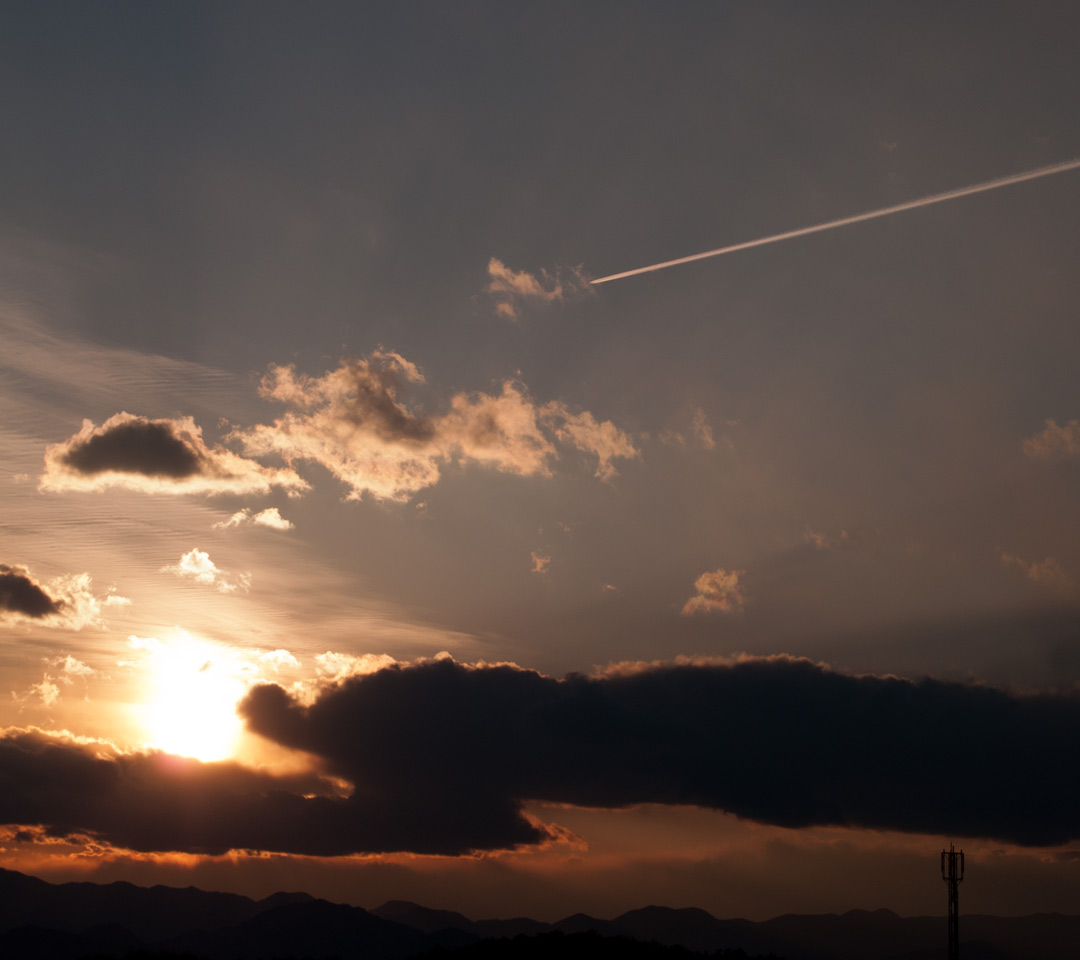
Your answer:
233;657;1080;851
1001;552;1072;590
691;407;716;450
541;403;640;482
4;657;1080;855
162;549;251;594
0;728;362;857
233;353;637;502
257;649;302;672
681;567;747;615
1022;419;1080;460
485;258;591;320
11;678;60;708
234;355;444;503
213;507;294;531
442;381;557;477
40;413;309;497
803;526;848;551
0;564;120;630
658;408;730;452
530;551;551;575
0;564;62;620
50;655;99;684
11;656;100;709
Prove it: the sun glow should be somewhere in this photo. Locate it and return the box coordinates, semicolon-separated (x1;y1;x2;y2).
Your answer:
130;632;248;762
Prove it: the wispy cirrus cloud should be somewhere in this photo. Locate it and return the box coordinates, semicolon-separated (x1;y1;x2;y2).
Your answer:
162;549;251;594
1023;419;1080;460
232;351;637;502
681;567;747;615
40;413;309;497
485;258;591;320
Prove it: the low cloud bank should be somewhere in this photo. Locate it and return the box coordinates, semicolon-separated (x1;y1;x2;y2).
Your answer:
240;657;1080;849
4;656;1077;857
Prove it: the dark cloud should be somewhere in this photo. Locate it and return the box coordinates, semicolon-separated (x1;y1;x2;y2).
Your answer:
240;657;1080;850
59;418;202;478
6;658;1080;857
0;564;62;619
40;413;308;496
0;727;546;857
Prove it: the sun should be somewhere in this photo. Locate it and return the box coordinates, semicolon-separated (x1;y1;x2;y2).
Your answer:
132;632;247;762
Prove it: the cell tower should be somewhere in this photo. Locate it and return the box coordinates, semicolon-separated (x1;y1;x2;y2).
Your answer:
941;843;964;960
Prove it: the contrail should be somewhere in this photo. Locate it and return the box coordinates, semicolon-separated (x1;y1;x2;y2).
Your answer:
591;157;1080;284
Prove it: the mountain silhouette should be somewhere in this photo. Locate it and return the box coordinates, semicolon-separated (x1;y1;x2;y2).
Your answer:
0;867;1077;960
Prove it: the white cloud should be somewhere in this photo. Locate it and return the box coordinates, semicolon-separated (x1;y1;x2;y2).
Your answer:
257;649;302;672
49;655;99;684
13;655;103;709
214;507;294;531
314;651;398;682
11;677;60;708
162;549;251;594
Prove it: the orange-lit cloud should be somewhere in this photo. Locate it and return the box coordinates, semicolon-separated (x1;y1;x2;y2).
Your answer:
485;258;591;320
691;407;716;450
40;413;309;497
541;403;640;481
443;382;557;477
233;353;637;502
530;551;551;575
1000;551;1071;590
681;567;746;615
1023;418;1080;460
803;526;849;550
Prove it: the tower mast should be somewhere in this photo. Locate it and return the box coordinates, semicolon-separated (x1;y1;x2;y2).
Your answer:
941;844;964;960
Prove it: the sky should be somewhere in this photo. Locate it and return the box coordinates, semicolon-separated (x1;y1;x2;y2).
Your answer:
1;0;1080;922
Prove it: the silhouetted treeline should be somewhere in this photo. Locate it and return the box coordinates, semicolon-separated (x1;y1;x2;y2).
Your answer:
414;930;785;960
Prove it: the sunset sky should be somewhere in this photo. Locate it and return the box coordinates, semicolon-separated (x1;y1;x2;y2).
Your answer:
2;1;1080;922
